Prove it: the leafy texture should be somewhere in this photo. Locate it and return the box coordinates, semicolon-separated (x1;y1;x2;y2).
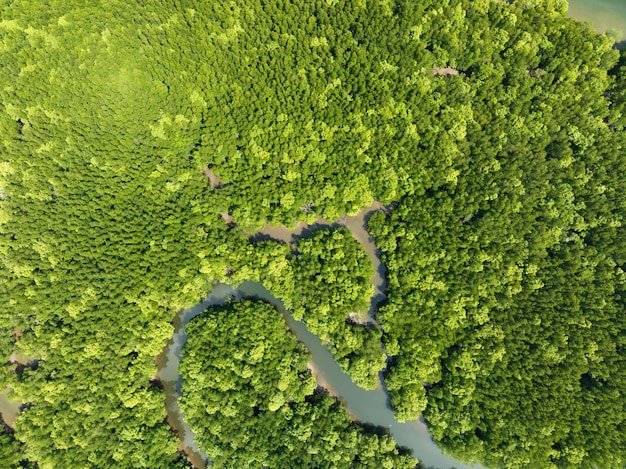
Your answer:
242;229;385;389
179;300;415;468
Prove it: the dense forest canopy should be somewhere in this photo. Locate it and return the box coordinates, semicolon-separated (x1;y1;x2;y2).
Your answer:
179;300;415;468
1;0;625;468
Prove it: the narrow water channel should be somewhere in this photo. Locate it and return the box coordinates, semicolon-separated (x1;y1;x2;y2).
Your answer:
252;202;388;321
158;281;484;469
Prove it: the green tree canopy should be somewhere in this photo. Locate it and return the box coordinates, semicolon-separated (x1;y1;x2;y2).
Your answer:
179;300;415;468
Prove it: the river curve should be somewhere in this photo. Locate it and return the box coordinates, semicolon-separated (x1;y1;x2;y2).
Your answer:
157;200;484;469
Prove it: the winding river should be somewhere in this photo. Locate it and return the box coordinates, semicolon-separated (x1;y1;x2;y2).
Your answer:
157;203;484;469
156;6;626;462
158;282;484;469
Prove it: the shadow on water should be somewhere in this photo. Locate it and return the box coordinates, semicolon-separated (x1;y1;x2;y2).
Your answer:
296;221;344;240
247;231;288;245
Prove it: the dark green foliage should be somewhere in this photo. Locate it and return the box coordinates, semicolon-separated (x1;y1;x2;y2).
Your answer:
0;425;25;469
179;300;416;468
0;412;34;469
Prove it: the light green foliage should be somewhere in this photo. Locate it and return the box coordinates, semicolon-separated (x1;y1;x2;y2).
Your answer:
179;300;416;468
180;300;316;419
195;0;445;228
0;1;239;467
1;0;625;468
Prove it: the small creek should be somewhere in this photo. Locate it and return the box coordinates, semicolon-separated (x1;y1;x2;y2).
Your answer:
157;203;484;469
